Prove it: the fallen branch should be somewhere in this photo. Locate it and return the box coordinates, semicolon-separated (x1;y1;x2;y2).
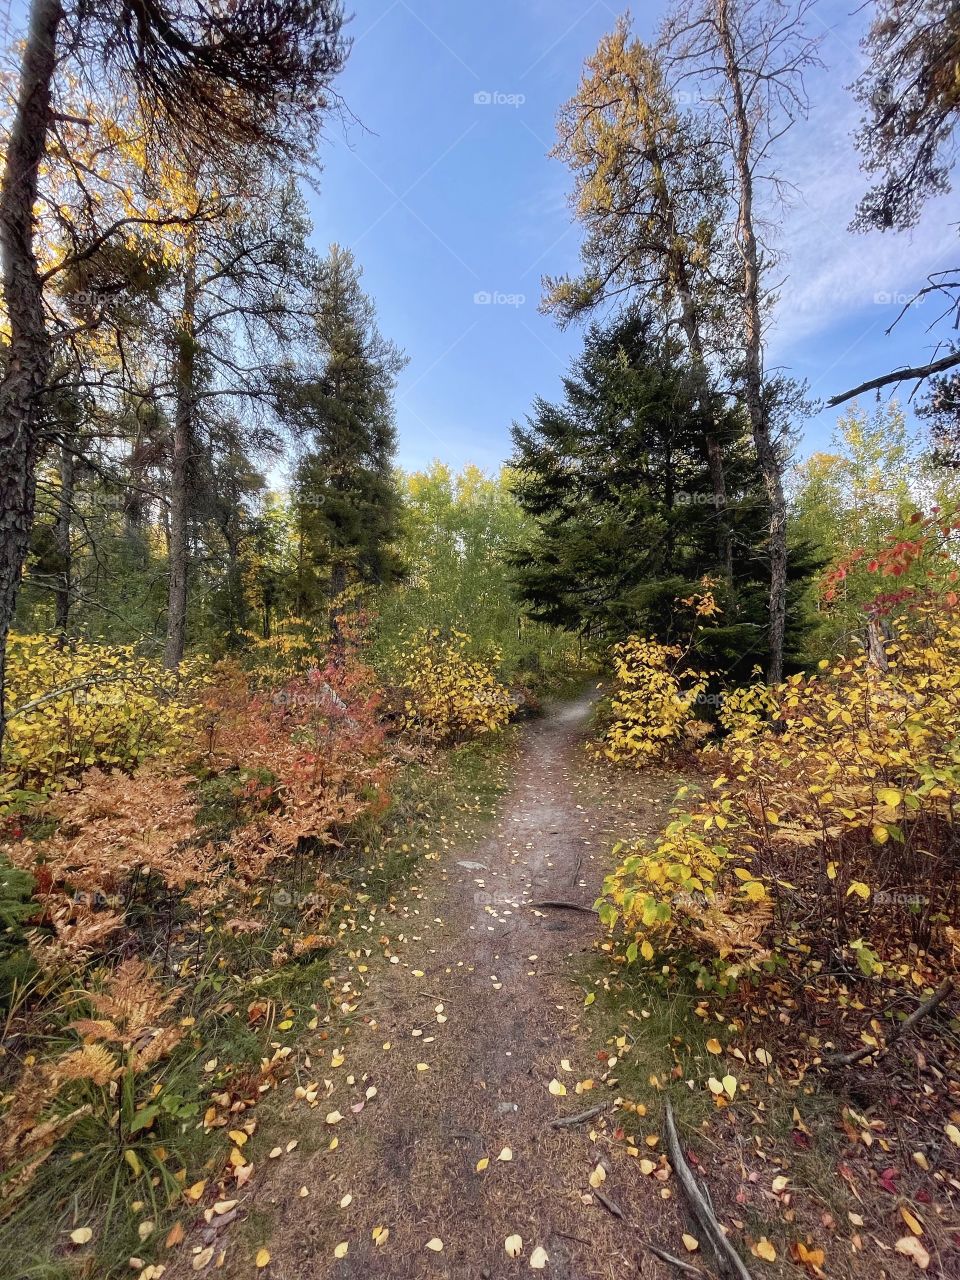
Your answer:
548;1102;609;1129
663;1100;753;1280
528;900;598;914
824;977;955;1068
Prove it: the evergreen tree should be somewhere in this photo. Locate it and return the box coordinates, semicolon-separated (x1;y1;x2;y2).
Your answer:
278;246;407;623
510;309;807;680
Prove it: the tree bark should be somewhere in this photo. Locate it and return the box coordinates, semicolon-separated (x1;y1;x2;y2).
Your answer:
164;260;197;670
54;439;74;637
0;0;63;753
716;0;788;682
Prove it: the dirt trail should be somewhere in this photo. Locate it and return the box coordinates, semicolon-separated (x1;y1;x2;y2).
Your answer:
223;696;677;1279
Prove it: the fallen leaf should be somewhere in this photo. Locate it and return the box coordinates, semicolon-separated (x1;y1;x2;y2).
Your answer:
588;1163;606;1189
548;1078;566;1096
505;1234;523;1258
895;1236;930;1269
706;1038;722;1054
333;1242;348;1260
530;1245;549;1269
70;1228;93;1246
255;1248;270;1268
426;1237;444;1252
900;1207;924;1237
752;1237;776;1262
682;1234;699;1252
498;1147;513;1161
476;1157;489;1172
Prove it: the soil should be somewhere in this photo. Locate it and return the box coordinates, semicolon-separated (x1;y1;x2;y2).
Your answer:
187;694;685;1279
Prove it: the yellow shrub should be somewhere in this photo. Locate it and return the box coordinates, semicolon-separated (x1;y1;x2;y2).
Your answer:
3;635;208;794
598;817;772;990
395;629;512;744
601;637;708;765
600;603;960;998
238;616;328;682
717;668;777;739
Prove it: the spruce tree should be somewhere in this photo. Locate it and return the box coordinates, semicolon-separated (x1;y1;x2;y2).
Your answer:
278;246;407;624
510;309;807;680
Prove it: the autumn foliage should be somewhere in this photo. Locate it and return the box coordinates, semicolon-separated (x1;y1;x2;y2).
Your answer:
600;528;960;1056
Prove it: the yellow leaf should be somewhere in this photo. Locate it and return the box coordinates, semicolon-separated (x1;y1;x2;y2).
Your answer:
476;1157;489;1172
752;1237;776;1262
640;939;654;961
706;1038;722;1054
846;881;870;900
333;1242;348;1259
588;1163;607;1188
530;1245;549;1269
900;1207;924;1237
682;1234;699;1252
70;1228;93;1246
255;1248;271;1268
946;1123;960;1147
548;1078;567;1096
722;1074;738;1099
498;1147;513;1161
426;1238;444;1252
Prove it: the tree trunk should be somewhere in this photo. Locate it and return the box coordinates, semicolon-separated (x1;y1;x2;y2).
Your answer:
164;262;197;670
329;557;347;648
716;0;788;682
640;113;734;586
677;291;734;585
0;0;63;753
54;440;74;637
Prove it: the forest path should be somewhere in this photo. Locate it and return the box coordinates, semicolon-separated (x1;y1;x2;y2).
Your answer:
220;695;678;1280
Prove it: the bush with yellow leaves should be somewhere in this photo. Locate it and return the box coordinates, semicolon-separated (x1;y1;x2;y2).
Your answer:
599;819;773;992
600;636;709;765
395;628;513;744
3;635;208;795
600;600;960;1012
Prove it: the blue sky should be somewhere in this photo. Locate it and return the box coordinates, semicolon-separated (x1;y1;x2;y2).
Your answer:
3;0;952;473
304;0;956;473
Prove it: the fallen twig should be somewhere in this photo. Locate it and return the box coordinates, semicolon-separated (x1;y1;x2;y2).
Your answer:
824;977;955;1068
594;1187;625;1219
528;899;598;914
663;1100;753;1280
548;1102;609;1129
645;1243;705;1276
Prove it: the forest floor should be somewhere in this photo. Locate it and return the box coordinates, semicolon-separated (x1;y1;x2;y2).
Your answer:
162;694;959;1280
167;692;690;1280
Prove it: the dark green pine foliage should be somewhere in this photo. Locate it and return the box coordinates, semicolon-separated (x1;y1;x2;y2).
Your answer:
509;309;808;681
278;245;407;617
